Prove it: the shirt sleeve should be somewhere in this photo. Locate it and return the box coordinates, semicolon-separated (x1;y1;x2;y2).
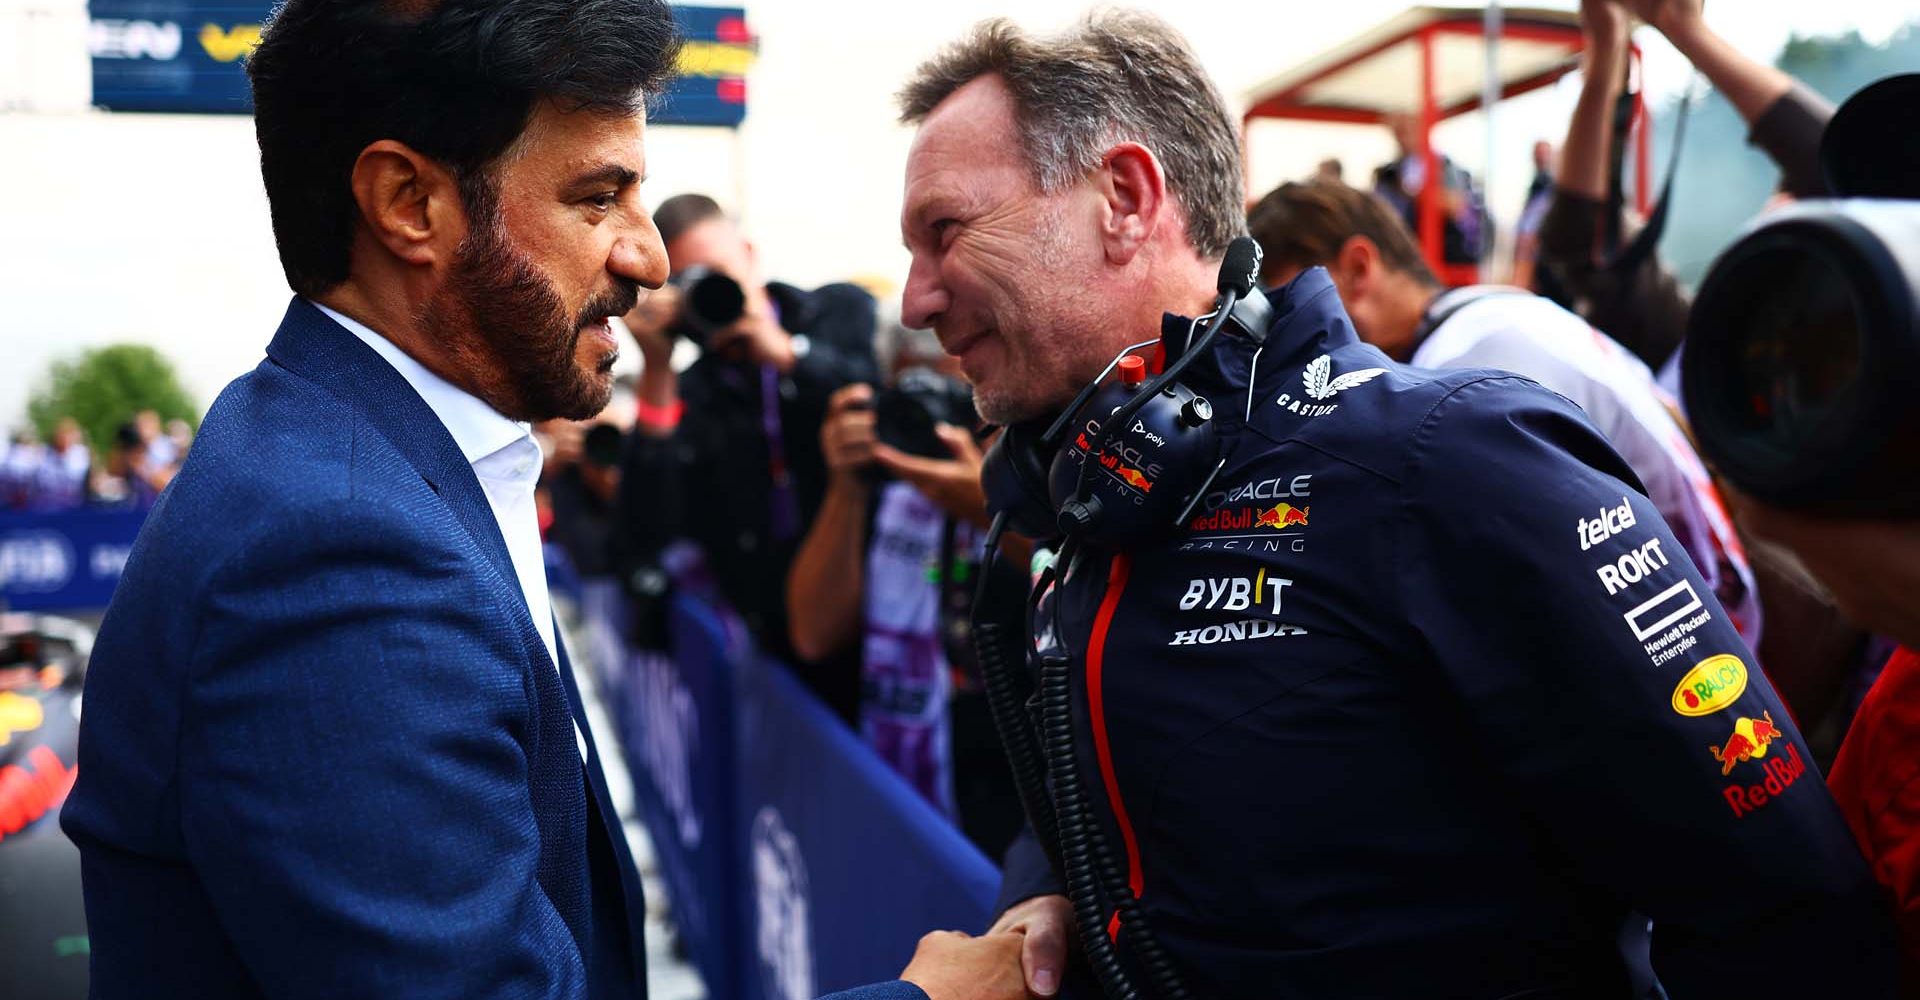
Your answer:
178;499;587;1000
1747;82;1837;199
1391;376;1896;998
994;821;1066;918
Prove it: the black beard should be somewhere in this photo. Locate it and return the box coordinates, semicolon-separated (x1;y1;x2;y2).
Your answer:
426;212;637;422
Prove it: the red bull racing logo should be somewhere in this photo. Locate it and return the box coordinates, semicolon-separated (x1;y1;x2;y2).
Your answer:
1709;711;1784;776
1190;503;1307;533
1075;429;1161;495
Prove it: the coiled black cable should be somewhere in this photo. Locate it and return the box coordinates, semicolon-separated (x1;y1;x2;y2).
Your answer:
972;512;1062;872
1039;546;1191;1000
973;519;1196;999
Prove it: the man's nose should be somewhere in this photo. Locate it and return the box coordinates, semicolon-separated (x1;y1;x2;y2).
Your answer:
611;215;670;289
900;254;949;331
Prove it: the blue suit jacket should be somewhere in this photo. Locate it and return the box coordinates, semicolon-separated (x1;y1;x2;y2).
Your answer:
63;301;926;1000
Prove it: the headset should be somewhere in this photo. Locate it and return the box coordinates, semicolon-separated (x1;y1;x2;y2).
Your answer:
980;236;1272;548
971;237;1270;1000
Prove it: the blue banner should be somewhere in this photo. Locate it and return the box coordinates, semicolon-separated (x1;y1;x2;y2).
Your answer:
0;510;146;613
735;655;999;1000
88;2;754;126
596;582;747;1000
591;571;1000;999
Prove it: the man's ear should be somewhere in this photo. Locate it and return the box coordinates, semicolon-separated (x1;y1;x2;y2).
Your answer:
348;140;464;269
1333;235;1379;295
1094;142;1168;266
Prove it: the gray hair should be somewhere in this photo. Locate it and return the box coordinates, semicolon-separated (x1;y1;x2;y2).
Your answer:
897;10;1246;259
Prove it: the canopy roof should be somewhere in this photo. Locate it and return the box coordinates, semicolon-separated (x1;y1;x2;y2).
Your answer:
1244;5;1585;125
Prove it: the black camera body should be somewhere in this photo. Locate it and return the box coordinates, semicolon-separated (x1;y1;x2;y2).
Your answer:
874;366;978;460
666;265;747;349
1682;75;1920;517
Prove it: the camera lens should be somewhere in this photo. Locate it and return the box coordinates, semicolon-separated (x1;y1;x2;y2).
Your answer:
1684;200;1920;514
1710;240;1863;453
684;271;746;331
666;266;748;347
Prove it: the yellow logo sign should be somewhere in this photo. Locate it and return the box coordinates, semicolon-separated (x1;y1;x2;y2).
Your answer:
199;23;262;63
1672;654;1749;717
676;40;756;78
0;691;45;746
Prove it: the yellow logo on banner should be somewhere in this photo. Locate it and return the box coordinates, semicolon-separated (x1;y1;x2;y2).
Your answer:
677;41;755;78
199;23;262;63
1671;654;1749;717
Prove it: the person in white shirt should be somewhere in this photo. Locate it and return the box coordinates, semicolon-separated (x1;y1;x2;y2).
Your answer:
1249;180;1763;651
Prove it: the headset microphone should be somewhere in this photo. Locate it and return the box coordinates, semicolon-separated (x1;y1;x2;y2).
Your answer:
979;235;1266;546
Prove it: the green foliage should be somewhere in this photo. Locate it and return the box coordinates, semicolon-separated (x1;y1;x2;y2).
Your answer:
1655;19;1920;287
25;345;199;457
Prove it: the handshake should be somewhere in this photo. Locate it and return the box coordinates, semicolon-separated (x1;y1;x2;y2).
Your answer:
902;896;1069;1000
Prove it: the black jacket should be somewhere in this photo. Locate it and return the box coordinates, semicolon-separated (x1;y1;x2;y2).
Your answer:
613;280;877;718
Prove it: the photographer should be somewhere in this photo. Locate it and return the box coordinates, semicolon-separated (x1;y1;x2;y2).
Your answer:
1681;73;1920;984
1538;0;1835;371
613;194;879;718
784;326;1025;859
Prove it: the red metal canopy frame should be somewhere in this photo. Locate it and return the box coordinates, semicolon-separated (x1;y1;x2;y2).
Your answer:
1244;5;1651;287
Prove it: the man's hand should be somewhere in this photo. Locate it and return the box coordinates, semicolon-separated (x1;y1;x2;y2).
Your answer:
985;894;1073;998
900;930;1029;1000
874;424;990;529
1611;0;1701;39
622;284;682;370
820;383;879;485
709;292;797;371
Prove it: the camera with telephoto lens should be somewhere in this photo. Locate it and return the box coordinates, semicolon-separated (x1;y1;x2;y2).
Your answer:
1682;74;1920;517
666;265;747;349
875;366;978;460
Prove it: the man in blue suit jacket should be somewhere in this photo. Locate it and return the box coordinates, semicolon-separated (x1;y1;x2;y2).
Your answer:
60;2;1025;997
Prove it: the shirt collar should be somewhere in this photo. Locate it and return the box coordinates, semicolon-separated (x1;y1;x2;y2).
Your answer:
310;301;534;471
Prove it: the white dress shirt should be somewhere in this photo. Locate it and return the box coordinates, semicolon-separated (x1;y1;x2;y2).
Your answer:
313;304;586;756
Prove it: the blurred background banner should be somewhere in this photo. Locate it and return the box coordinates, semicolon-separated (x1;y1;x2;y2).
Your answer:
0;511;142;613
87;0;262;114
602;582;747;1000
736;650;999;1000
594;560;997;1000
665;4;754;128
84;0;754;123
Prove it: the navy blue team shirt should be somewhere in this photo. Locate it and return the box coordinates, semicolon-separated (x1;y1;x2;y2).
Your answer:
996;268;1896;998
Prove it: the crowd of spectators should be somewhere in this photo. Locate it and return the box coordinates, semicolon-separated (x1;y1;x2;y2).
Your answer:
0;410;190;513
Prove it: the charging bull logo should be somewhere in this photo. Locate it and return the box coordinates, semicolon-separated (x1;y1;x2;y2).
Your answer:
1710;711;1783;776
0;693;44;747
1111;463;1153;493
1256;504;1309;529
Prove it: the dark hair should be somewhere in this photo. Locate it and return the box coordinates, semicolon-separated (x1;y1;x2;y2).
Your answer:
652;193;726;248
247;0;682;297
1247;181;1439;288
897;11;1245;259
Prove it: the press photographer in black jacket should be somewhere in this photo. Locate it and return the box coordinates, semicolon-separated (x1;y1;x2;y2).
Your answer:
613;194;878;719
